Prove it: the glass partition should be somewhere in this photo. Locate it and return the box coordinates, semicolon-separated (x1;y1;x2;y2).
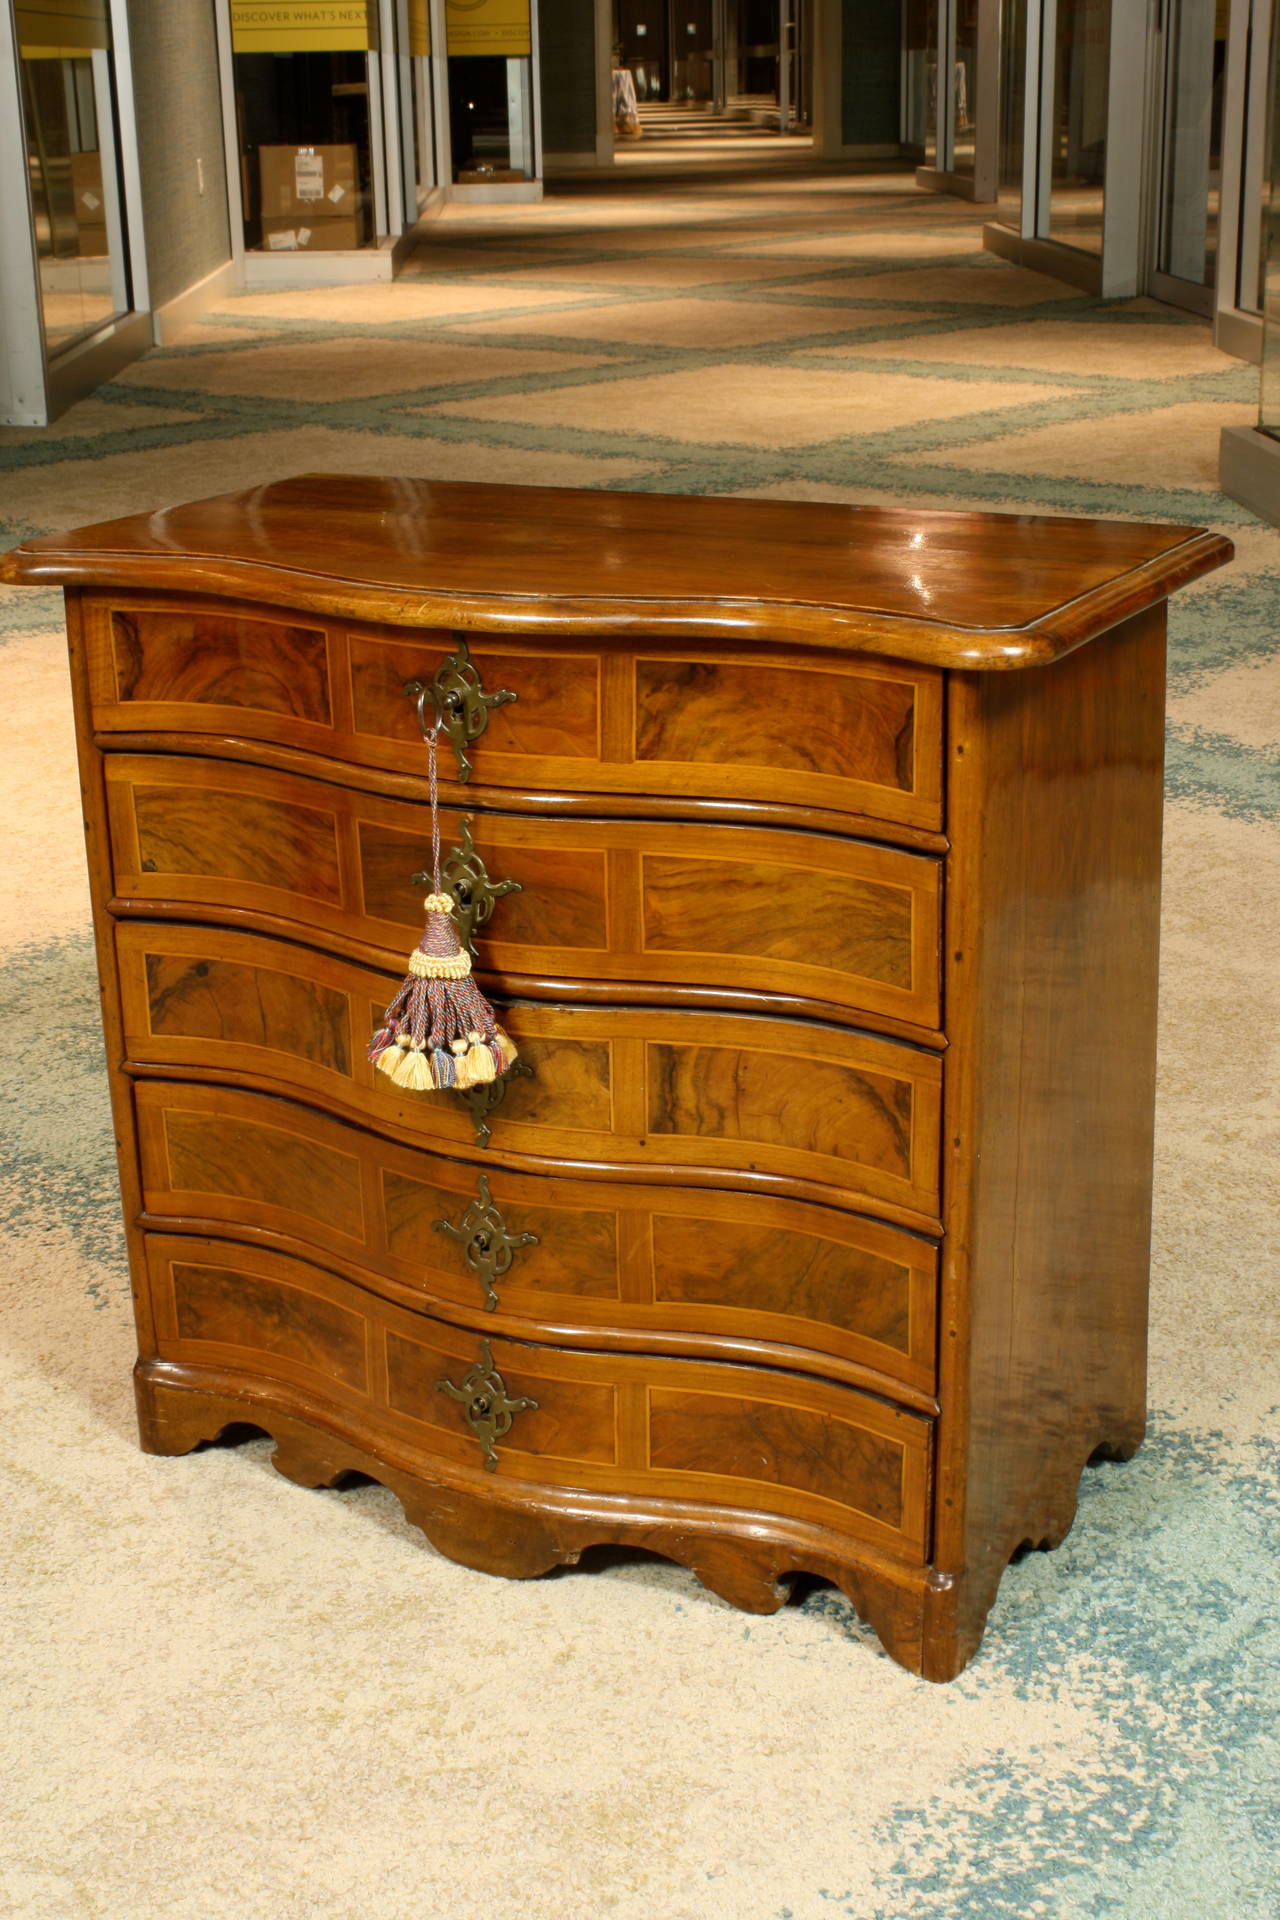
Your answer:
997;0;1026;228
902;0;936;167
952;0;977;175
905;0;977;180
395;0;437;214
1156;0;1228;299
16;0;131;352
1047;0;1110;253
444;0;534;184
230;0;382;253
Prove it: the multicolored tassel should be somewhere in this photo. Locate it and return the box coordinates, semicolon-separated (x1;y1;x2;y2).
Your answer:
367;714;518;1094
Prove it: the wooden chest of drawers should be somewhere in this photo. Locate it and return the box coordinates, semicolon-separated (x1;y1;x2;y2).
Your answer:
3;476;1231;1679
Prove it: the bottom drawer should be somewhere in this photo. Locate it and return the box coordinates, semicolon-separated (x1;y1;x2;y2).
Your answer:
144;1234;933;1567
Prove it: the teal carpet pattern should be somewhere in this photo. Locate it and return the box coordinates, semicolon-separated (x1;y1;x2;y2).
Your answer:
0;167;1276;1919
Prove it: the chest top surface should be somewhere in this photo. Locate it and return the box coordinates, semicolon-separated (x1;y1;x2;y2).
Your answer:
0;473;1231;670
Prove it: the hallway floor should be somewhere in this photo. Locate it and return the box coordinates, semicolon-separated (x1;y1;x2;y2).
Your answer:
0;166;1276;1920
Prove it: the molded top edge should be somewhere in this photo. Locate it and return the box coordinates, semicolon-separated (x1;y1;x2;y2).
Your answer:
0;473;1233;670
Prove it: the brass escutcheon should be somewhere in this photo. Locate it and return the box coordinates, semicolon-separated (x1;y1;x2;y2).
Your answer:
412;815;521;963
435;1340;538;1471
461;1058;532;1148
434;1173;539;1312
404;635;517;783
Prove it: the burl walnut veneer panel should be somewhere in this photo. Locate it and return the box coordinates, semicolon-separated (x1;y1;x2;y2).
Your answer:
86;596;945;840
144;1235;932;1564
115;921;943;1227
134;1080;938;1399
1;475;1232;1680
103;752;942;1034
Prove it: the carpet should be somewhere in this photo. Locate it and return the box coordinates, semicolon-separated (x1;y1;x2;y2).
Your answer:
1;164;1276;1920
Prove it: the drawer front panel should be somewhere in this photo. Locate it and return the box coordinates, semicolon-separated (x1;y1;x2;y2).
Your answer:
145;1235;932;1562
117;925;942;1224
134;1081;938;1392
86;594;944;835
105;755;941;1032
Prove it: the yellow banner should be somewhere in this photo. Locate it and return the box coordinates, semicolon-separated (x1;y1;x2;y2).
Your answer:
231;1;376;54
446;0;530;57
408;0;430;56
17;0;109;54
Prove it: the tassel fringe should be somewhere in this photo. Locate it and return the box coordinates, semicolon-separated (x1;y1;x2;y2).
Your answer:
368;896;517;1097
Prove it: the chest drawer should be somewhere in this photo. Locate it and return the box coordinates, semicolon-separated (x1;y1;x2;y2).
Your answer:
86;594;944;838
104;754;942;1033
118;923;943;1226
135;1081;938;1396
145;1234;932;1565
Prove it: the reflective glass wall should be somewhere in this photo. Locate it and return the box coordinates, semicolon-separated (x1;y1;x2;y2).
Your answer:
997;0;1025;227
229;0;381;253
1047;0;1110;254
1156;0;1229;301
904;0;978;183
394;0;437;216
953;0;978;174
443;0;535;184
16;0;131;350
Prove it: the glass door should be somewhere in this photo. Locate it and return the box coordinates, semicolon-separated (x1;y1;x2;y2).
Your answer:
15;0;131;352
1046;0;1110;255
441;0;537;189
1153;0;1230;314
228;0;384;255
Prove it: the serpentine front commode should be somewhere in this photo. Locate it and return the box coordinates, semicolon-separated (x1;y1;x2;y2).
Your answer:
0;474;1232;1678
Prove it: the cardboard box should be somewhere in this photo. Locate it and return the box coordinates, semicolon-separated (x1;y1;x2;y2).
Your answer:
259;145;359;219
259;215;366;252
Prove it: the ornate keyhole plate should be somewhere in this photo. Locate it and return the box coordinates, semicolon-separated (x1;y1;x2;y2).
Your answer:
412;816;521;963
434;1174;539;1311
436;1340;538;1471
403;636;517;783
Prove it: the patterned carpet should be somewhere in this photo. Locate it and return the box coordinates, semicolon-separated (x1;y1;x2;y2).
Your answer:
1;164;1277;1920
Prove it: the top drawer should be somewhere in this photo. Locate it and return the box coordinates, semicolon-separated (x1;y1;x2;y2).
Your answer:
84;593;945;839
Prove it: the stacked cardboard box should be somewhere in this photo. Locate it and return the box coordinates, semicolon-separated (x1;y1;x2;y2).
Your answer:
69;151;108;255
258;145;367;252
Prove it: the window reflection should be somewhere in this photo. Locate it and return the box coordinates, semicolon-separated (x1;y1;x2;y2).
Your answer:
445;0;535;185
230;1;379;252
18;0;130;351
1048;0;1110;255
1157;0;1227;292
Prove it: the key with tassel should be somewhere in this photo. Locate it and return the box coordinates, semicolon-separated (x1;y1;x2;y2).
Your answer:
367;713;518;1094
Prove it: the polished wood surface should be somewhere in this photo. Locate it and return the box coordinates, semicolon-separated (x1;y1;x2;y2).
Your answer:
8;474;1231;1680
115;922;943;1226
1;474;1231;668
104;751;942;1033
135;1365;937;1667
134;1078;938;1397
927;604;1167;1679
143;1235;932;1560
84;593;946;835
